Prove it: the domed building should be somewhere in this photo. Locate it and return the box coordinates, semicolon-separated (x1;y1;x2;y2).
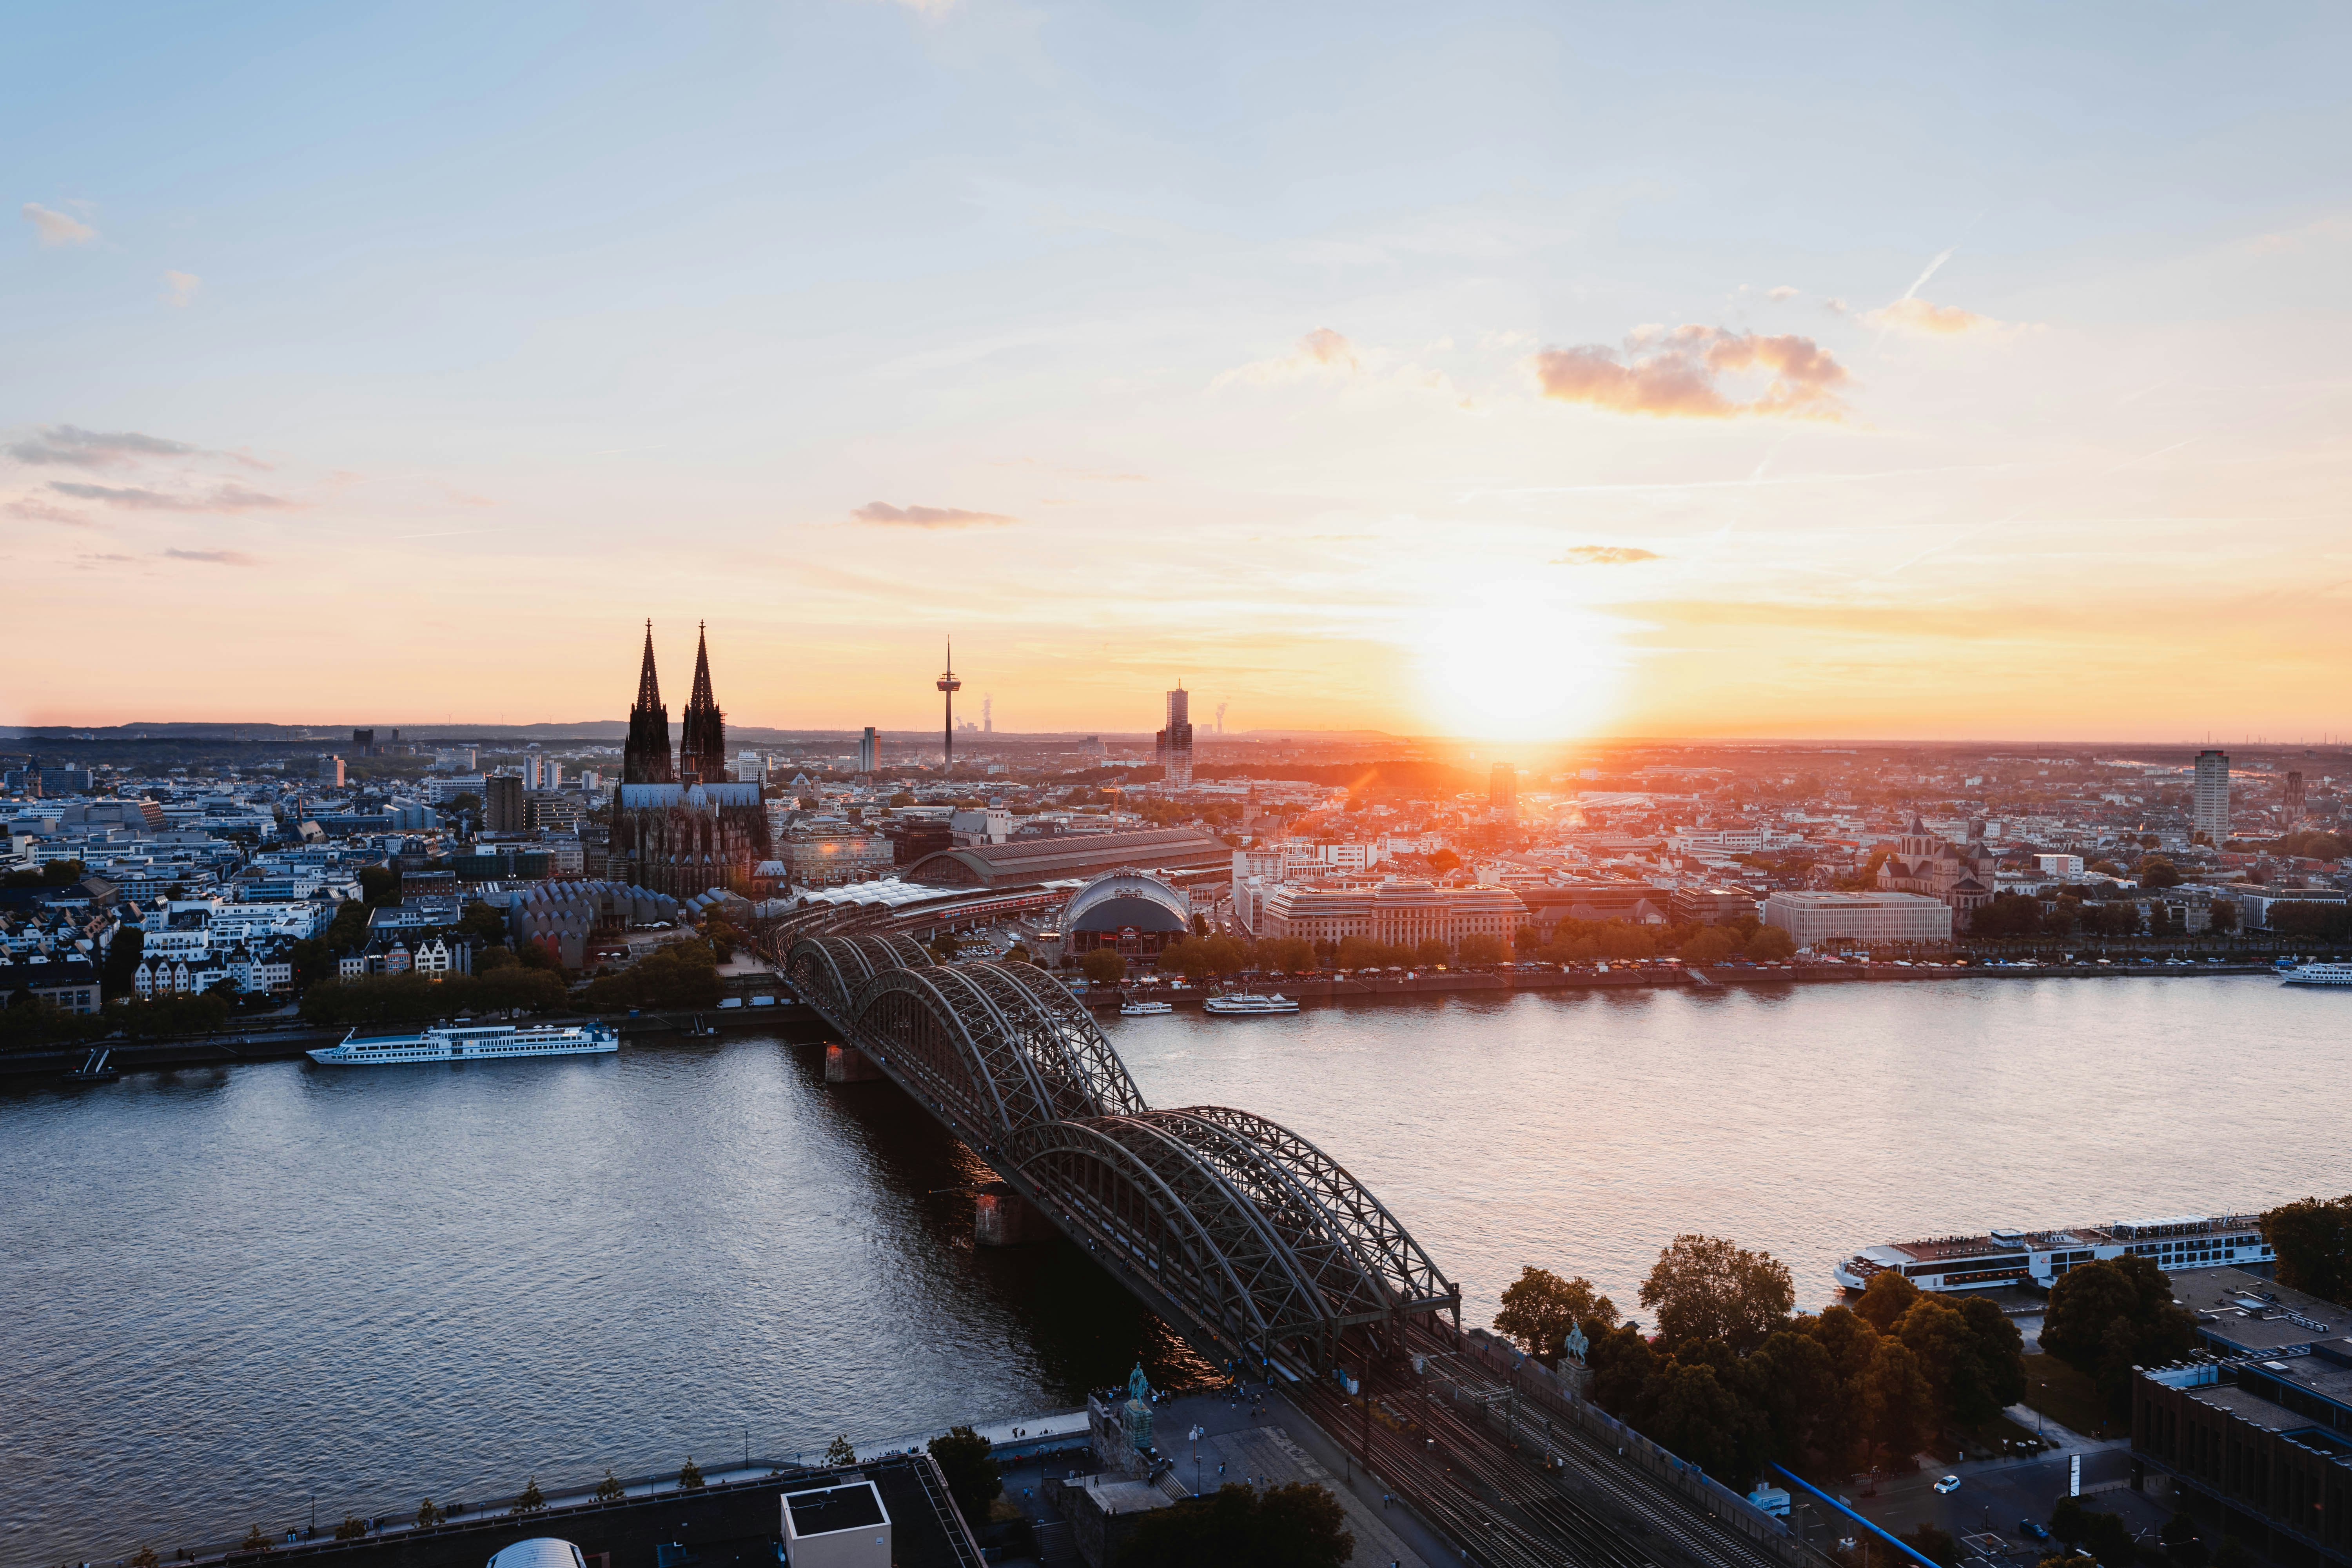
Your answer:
1063;869;1192;960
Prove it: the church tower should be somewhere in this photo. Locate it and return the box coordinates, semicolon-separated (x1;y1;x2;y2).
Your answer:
623;620;675;784
677;621;727;786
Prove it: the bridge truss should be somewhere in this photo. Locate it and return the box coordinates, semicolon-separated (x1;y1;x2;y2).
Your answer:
782;933;1459;1371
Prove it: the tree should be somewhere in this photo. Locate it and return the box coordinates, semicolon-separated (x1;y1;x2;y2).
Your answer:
1909;1525;1959;1568
1745;926;1796;962
2049;1496;2090;1549
927;1425;1003;1525
1586;1320;1661;1419
334;1515;368;1541
2262;1195;2352;1303
1494;1265;1620;1365
1459;932;1508;965
240;1523;271;1552
929;931;961;962
1856;1336;1935;1466
1080;948;1126;985
2160;1511;2208;1568
1853;1270;1920;1333
358;866;399;906
2082;1509;2137;1567
1681;927;1742;965
2137;855;2183;891
824;1435;858;1466
678;1455;704;1490
510;1478;545;1515
595;1470;624;1503
416;1497;444;1528
102;925;147;996
1639;1235;1795;1354
1750;1328;1847;1469
2208;901;2239;934
1416;937;1453;968
1643;1359;1770;1485
1118;1482;1353;1568
2042;1256;2196;1412
130;1547;161;1568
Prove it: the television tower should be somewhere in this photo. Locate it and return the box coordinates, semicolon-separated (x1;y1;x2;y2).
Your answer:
936;637;962;768
1214;701;1228;735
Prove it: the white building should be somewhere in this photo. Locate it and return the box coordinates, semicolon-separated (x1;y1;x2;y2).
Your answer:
2034;854;2085;875
2193;750;2230;840
1258;878;1524;952
950;808;1012;846
1762;890;1953;947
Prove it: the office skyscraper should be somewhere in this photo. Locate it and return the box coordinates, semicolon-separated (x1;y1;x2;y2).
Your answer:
2193;749;2230;840
1155;686;1194;790
858;727;879;774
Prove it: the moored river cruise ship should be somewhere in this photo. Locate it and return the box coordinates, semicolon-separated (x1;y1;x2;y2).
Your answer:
309;1021;621;1065
1835;1210;2276;1294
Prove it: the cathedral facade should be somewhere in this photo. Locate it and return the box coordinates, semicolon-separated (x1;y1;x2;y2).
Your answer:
609;622;771;897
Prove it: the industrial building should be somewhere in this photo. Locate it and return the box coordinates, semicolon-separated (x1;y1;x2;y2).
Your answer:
904;827;1227;888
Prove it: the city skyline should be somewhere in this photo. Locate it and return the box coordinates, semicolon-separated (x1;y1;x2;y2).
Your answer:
9;3;2352;741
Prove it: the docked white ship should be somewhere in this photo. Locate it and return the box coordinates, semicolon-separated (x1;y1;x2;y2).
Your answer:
2280;962;2352;987
1118;1000;1174;1016
308;1020;621;1065
1202;993;1300;1016
1835;1211;2276;1293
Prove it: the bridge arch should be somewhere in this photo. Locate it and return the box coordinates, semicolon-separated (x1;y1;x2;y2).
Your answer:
784;933;933;1019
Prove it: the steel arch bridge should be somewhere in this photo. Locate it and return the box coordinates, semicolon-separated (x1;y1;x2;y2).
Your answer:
783;933;1459;1370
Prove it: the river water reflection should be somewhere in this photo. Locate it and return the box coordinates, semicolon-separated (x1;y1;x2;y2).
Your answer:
4;975;2344;1560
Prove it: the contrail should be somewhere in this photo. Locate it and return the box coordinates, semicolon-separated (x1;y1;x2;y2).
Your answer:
1874;245;1958;354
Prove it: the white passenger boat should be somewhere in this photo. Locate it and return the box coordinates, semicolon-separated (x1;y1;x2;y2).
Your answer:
2279;962;2352;987
1834;1210;2276;1294
1118;1000;1174;1016
308;1020;620;1065
1202;993;1300;1016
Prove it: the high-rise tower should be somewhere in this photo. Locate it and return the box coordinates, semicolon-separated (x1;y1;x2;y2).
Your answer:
678;621;727;786
623;621;675;784
2193;749;2230;840
1155;684;1194;790
936;639;962;768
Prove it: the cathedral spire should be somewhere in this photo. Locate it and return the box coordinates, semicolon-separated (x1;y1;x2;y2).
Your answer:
623;619;675;785
679;619;727;786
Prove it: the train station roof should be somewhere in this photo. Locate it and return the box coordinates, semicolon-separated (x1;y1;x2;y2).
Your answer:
904;828;1228;889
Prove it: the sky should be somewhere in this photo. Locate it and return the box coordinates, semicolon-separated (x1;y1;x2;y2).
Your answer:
7;0;2352;742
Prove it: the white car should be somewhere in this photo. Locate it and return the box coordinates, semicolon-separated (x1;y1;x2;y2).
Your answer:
1933;1475;1961;1495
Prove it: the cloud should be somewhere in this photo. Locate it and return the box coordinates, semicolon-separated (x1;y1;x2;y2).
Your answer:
1221;327;1363;384
163;548;260;566
49;480;294;512
162;270;201;307
1532;326;1852;421
850;501;1018;528
5;496;93;526
22;202;96;246
1766;286;1800;302
1553;546;1661;565
1867;296;1994;336
7;425;197;468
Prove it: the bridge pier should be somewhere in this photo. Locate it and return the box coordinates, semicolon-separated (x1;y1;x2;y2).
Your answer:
973;1183;1053;1246
824;1042;882;1083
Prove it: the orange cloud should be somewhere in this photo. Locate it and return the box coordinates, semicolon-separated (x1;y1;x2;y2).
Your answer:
1868;296;1993;335
163;548;260;566
1553;545;1660;564
850;501;1018;528
1532;326;1851;421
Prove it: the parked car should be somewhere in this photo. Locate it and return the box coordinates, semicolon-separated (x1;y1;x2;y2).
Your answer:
2020;1520;2050;1541
1933;1475;1961;1495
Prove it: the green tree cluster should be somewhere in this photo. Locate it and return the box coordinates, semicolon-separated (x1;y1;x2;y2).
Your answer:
1581;1246;2024;1485
2261;1195;2352;1304
926;1425;1002;1525
584;940;721;1009
1116;1482;1352;1568
3;858;88;889
2269;831;2349;861
301;968;566;1025
1079;947;1127;985
2038;1255;2198;1413
1159;933;1252;979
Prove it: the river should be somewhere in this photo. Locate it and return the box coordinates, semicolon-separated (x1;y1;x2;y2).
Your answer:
4;975;2345;1561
